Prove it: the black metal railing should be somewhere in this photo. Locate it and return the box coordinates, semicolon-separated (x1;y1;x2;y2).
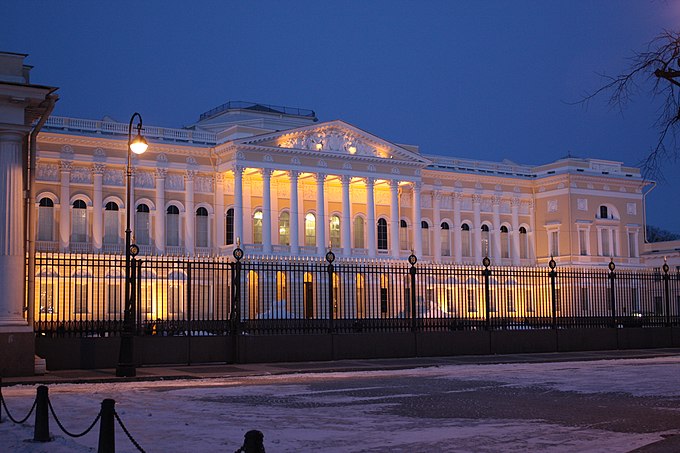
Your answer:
31;252;680;337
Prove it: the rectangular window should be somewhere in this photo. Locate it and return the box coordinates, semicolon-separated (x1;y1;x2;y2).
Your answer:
601;229;610;256
550;231;559;256
579;230;588;256
399;224;409;250
38;206;54;241
628;232;637;258
136;211;150;245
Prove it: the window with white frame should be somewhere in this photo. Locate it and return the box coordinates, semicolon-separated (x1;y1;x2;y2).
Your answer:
226;208;234;245
166;205;180;247
441;222;451;256
481;224;490;257
135;204;150;245
421;221;430;256
578;228;589;256
305;213;316;246
329;215;341;248
195;207;209;247
628;231;638;258
103;201;119;244
279;211;290;246
547;228;559;257
500;226;509;259
377;218;388;250
37;197;54;241
399;219;409;250
599;227;618;257
519;227;528;259
354;216;365;248
71;199;88;243
461;223;471;257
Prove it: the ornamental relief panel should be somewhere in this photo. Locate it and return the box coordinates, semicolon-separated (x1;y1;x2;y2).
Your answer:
224;179;234;196
195;176;214;194
400;193;411;208
480;198;492;212
277;128;378;157
277;183;290;199
548;200;558;213
327;186;341;203
251;179;263;195
104;169;124;186
303;184;316;200
500;201;511;214
375;190;390;205
461;198;472;211
420;194;431;209
440;195;452;210
135;171;155;189
70;166;92;184
36;163;59;181
166;174;185;191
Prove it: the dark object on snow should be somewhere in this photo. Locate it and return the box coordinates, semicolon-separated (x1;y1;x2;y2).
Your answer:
235;429;266;453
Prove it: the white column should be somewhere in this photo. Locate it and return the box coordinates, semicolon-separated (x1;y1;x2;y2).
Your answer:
341;175;351;257
453;192;462;262
0;131;28;326
390;180;400;259
492;195;502;260
59;160;72;251
233;166;244;245
412;182;422;258
316;173;326;256
262;168;272;254
271;179;279;247
155;168;166;254
92;164;104;252
473;194;482;263
511;198;521;266
289;171;300;254
366;177;376;258
529;200;536;260
185;170;195;255
433;191;442;262
214;173;225;248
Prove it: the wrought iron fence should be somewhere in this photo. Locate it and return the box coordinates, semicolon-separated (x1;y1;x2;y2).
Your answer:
31;252;680;337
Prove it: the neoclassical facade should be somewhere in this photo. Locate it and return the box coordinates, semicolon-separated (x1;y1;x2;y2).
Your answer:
32;101;650;269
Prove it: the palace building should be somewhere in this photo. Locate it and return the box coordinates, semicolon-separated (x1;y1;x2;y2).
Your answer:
32;100;650;269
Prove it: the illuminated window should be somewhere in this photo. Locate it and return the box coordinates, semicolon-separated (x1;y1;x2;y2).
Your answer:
279;211;290;246
399;219;409;250
421;221;430;256
377;218;388;250
195;207;209;247
71;199;88;243
461;223;471;257
136;204;150;245
166;205;180;247
253;210;263;244
37;198;54;241
103;202;119;244
500;226;509;258
226;208;234;245
353;216;365;248
481;224;490;257
305;213;316;246
441;222;451;256
330;215;341;248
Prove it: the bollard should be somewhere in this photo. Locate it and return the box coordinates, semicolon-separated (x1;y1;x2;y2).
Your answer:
98;399;116;453
236;429;266;453
0;376;3;424
33;385;50;442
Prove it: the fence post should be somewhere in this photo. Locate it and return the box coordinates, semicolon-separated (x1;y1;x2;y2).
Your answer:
663;259;671;327
97;399;115;453
134;257;142;335
608;259;617;328
548;257;557;329
408;253;418;332
482;257;491;331
326;248;335;333
0;377;3;423
231;240;244;363
33;385;50;442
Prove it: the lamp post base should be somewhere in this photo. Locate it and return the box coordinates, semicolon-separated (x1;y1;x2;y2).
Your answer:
116;333;136;377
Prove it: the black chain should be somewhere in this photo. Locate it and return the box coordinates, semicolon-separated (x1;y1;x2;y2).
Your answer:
0;393;37;424
47;398;101;438
114;411;146;453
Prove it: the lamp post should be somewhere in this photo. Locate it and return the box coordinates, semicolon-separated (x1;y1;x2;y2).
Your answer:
116;112;148;377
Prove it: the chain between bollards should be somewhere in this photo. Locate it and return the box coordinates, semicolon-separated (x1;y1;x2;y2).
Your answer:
0;378;38;425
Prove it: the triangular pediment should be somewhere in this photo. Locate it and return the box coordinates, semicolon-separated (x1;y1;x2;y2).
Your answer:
235;120;431;165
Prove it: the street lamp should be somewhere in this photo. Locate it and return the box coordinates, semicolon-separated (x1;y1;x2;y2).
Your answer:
116;112;148;377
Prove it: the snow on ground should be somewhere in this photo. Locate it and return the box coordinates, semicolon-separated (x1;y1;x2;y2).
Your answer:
2;357;680;452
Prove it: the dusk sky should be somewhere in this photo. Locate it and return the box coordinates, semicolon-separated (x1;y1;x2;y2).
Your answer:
3;1;679;233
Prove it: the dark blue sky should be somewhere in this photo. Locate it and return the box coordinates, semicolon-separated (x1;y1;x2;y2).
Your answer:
3;1;679;233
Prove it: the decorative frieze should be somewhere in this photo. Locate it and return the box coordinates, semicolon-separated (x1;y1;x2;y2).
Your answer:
166;174;185;191
70;166;92;184
195;176;214;193
103;169;124;186
135;171;155;189
36;163;59;181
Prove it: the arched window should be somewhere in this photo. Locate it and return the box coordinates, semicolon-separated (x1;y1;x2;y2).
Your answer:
481;224;490;257
461;223;471;257
329;215;341;248
399;219;409;251
377;218;388;250
226;208;234;245
500;225;509;259
195;207;209;247
519;226;528;259
279;211;290;246
253;210;263;244
421;221;430;256
353;216;365;248
103;202;119;244
37;197;54;241
166;205;180;247
71;199;88;243
136;204;150;245
305;213;316;246
441;222;451;256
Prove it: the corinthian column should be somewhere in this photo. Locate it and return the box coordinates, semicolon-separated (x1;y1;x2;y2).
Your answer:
316;173;327;256
155;169;167;254
289;171;300;254
412;182;422;258
390;180;400;259
341;175;351;257
365;177;376;258
59;160;72;251
261;168;272;254
92;164;105;252
185;170;196;255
